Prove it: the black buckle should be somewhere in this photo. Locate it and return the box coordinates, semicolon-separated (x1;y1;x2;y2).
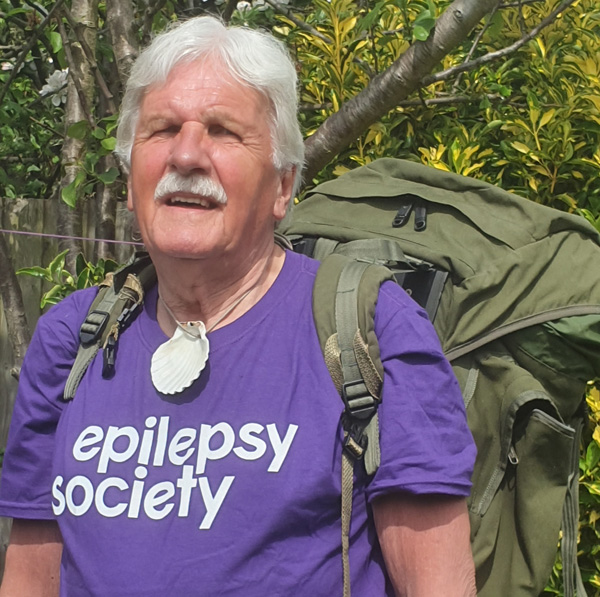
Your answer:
341;380;377;420
79;310;110;346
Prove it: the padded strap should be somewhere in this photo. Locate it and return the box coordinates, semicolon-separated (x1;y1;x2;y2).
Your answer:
313;254;393;597
335;260;371;397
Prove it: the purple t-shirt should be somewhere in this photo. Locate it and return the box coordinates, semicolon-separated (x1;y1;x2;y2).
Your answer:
0;251;475;596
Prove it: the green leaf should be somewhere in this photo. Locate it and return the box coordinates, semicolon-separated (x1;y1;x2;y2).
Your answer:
67;120;90;140
539;109;556;128
29;134;40;150
412;25;429;42
101;137;117;151
76;269;90;290
92;127;106;140
586;441;600;471
97;167;119;185
48;249;69;280
357;0;386;31
16;266;51;280
75;253;88;276
61;179;78;207
511;141;531;154
48;31;63;55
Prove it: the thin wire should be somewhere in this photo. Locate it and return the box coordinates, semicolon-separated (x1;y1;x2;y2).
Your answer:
0;228;144;247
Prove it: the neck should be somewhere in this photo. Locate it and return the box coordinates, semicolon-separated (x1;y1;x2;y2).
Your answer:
153;242;285;336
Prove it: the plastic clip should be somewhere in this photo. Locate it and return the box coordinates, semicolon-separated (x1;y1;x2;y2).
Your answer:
102;321;120;377
393;203;413;228
414;204;427;231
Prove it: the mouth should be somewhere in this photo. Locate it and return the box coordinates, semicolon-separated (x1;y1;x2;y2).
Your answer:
163;195;218;209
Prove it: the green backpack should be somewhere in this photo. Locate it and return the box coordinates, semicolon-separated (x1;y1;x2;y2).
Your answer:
65;159;600;597
280;158;600;597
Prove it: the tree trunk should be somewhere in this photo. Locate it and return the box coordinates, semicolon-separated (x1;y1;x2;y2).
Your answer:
95;155;118;261
302;0;501;183
57;0;99;273
0;234;30;377
106;0;138;86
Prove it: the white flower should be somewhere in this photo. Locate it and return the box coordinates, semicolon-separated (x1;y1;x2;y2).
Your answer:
236;1;251;11
40;69;69;106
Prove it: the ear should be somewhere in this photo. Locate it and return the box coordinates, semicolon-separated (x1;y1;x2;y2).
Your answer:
273;167;296;222
127;180;134;212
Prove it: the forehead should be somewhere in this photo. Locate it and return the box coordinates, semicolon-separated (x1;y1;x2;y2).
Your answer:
139;58;269;120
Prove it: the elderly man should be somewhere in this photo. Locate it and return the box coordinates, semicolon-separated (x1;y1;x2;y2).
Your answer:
0;16;476;597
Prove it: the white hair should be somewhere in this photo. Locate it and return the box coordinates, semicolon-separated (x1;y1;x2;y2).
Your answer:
115;16;304;197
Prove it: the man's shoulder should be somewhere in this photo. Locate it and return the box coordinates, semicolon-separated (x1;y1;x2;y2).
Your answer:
284;248;320;276
39;286;99;329
32;286;100;355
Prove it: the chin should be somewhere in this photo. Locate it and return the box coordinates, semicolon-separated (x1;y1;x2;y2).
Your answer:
146;241;220;262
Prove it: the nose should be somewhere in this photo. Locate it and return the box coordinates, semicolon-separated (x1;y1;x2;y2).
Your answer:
168;122;211;175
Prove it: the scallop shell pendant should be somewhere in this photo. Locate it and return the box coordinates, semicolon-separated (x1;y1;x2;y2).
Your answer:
151;322;209;395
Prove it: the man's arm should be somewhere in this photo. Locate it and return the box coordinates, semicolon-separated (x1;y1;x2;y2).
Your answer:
0;519;62;597
373;493;476;597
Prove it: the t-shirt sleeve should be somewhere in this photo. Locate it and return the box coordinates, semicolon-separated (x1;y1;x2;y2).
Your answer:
0;288;97;519
366;281;476;502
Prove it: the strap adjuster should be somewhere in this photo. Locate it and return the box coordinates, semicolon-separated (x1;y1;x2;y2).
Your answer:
79;310;110;346
341;380;377;420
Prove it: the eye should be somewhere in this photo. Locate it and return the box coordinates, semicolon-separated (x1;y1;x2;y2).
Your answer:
152;124;180;137
209;124;240;139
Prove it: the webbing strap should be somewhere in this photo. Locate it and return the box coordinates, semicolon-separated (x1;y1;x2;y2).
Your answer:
63;272;146;401
63;286;124;400
562;418;587;597
341;450;354;597
333;239;407;265
313;237;340;261
335;259;378;597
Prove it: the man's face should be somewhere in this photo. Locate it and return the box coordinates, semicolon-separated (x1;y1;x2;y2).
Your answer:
127;59;294;264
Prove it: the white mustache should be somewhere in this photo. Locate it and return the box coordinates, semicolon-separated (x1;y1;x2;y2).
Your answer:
154;173;228;205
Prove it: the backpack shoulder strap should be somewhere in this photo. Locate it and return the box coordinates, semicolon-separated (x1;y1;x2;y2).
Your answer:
63;253;156;401
312;253;393;597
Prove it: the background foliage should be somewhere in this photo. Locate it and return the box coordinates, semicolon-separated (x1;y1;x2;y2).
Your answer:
1;0;600;594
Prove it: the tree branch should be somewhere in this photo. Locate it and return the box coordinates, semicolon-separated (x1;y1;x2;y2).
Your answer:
302;0;501;184
452;2;499;92
264;0;332;44
221;0;238;23
422;0;578;86
142;0;169;46
0;0;66;106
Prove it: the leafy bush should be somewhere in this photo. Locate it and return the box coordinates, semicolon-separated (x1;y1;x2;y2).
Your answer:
17;250;118;308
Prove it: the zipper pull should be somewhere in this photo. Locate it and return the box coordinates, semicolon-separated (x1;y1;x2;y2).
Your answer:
414;203;427;231
508;445;519;465
393;202;413;228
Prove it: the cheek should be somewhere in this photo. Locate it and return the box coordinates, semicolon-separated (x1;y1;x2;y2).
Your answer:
131;143;169;181
129;152;166;204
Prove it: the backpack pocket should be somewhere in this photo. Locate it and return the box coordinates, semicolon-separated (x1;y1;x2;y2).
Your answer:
453;344;577;596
